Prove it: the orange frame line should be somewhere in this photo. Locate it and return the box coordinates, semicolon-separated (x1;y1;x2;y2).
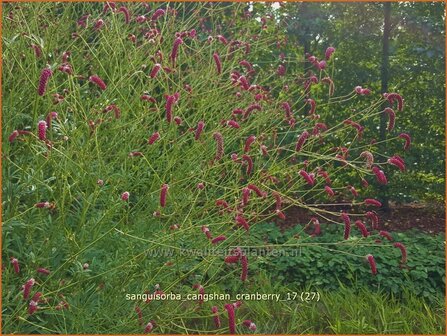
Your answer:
0;0;445;336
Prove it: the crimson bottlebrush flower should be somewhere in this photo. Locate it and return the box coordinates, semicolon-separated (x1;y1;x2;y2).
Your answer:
361;178;369;188
243;103;262;119
160;184;169;207
384;92;403;112
135;306;143;325
355;220;369;237
197;182;205;190
103;2;116;14
35;201;51;208
46;111;58;127
165;95;175;123
240;255;248;281
10;257;20;274
384;107;395;131
224;255;240;264
148;132;160;145
239;60;253;71
306;98;316;115
324;185;335;197
235;214;250;231
216;199;229;210
312;122;328;136
217;34;228;45
321;77;335;96
118;6;130;23
238;75;250;90
38;68;52;96
243;320;257;331
37;267;50;275
379;230;393;241
318;60;327;70
244;135;256;153
174;116;182;125
242;187;250;206
232;108;244;116
226;120;240;129
273;192;282;210
194;121;205;140
136;15;146;23
260;144;268;156
344;119;364;136
151;8;165;21
348;185;358;198
364;198;382;207
247;184;266;198
281;102;292;119
104;104;121;119
372;166;388;185
224;303;236;334
300;169;315;186
141;95;156;103
89;75;107;90
37;120;47;141
144;322;154;333
31;44;42;58
295;130;309;152
276;209;286;219
201;226;212;240
241;154;253;175
55;300;69;310
277;64;286;76
213;52;222;75
398;133;411;150
325;46;335;60
311;217;321;236
121;191;130;201
366;211;379;230
393;242;407;263
366;254;377;275
212;235;226;244
341;212;351;240
213;132;224;161
28;299;39;315
170;37;183;63
317;169;331;185
94;19;104;30
9;130;19;143
360;151;374;168
233;300;243;309
388;156;405;171
231;153;240;162
23;278;35;300
211;306;221;328
192;284;205;304
129;152;143;157
150;63;162;78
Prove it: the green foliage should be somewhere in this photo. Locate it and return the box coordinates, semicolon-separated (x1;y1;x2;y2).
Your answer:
251;222;445;301
1;2;445;334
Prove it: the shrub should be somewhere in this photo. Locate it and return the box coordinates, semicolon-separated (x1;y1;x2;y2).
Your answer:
2;2;421;334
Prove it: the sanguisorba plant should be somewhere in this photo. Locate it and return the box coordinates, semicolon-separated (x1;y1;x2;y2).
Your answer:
3;2;410;334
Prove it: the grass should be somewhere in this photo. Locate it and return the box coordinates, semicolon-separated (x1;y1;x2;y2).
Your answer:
2;2;445;334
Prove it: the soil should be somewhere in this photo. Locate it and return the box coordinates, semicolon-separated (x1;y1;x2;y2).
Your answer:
274;202;445;235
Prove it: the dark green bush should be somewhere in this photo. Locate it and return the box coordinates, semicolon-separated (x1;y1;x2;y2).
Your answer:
251;222;445;301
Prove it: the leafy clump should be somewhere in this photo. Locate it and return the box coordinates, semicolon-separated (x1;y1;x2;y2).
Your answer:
2;2;417;334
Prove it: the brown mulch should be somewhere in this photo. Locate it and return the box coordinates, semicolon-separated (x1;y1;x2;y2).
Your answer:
273;202;445;234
